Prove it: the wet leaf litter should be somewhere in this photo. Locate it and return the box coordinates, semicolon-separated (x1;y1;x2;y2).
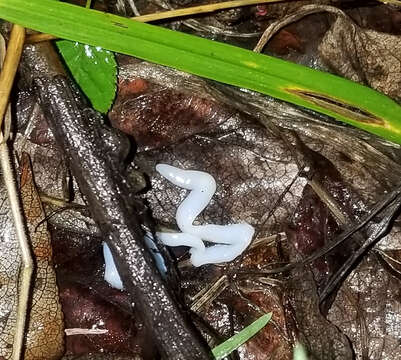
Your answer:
1;1;401;359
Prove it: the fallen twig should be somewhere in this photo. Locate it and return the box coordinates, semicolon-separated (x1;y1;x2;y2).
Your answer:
0;25;33;360
26;0;286;43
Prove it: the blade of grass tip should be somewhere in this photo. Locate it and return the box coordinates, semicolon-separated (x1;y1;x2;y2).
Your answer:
26;0;285;43
212;313;272;360
85;0;92;9
293;342;309;360
0;25;34;360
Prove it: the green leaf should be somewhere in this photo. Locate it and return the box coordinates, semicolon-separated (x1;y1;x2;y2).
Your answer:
1;0;401;144
56;41;116;113
212;313;272;359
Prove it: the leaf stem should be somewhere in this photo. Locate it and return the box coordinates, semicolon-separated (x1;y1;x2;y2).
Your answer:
1;138;33;360
0;25;33;360
132;0;284;22
0;25;25;130
26;0;285;43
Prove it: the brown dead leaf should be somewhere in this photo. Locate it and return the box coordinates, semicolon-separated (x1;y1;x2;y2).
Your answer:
109;77;233;151
0;154;64;359
0;174;21;359
288;267;353;360
319;11;401;102
14;134;98;237
328;254;401;360
19;153;64;359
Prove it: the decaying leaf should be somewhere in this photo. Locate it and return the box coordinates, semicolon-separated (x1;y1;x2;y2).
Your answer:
19;153;64;359
319;11;401;102
0;153;64;359
0;167;21;359
288;268;354;360
329;254;401;360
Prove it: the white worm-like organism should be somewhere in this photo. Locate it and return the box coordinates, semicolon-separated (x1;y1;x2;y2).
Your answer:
156;164;255;267
103;232;168;290
103;164;255;289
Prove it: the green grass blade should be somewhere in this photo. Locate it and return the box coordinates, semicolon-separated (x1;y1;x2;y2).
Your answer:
212;313;272;359
1;0;401;144
293;342;309;360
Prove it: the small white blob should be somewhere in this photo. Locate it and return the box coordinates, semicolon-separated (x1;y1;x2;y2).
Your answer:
103;242;124;290
103;233;168;290
156;164;255;267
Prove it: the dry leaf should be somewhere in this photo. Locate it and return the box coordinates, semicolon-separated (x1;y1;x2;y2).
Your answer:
0;170;21;359
319;12;401;102
329;254;401;360
19;153;64;359
0;153;64;359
